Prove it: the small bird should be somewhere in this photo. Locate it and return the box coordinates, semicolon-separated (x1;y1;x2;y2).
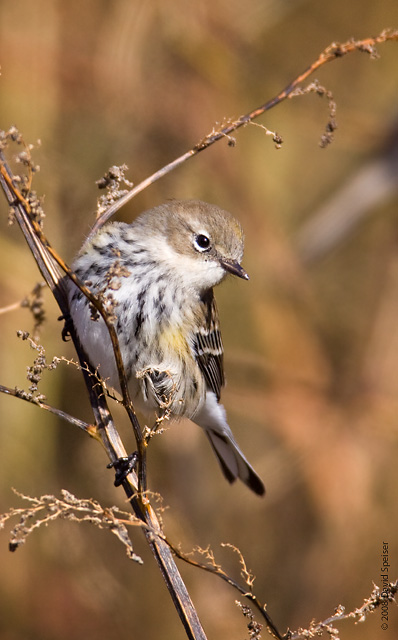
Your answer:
67;200;265;495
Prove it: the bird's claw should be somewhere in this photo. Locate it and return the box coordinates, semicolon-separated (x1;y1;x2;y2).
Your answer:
59;312;73;342
107;452;138;487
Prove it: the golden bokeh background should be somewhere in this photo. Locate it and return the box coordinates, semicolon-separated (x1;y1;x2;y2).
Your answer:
0;1;397;639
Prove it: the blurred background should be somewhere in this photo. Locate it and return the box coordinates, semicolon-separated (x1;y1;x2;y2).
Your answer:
0;1;397;639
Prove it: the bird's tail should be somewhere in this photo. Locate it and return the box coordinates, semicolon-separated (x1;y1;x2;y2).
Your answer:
205;429;265;496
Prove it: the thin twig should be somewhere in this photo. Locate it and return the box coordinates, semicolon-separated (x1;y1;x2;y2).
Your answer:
288;580;398;639
89;29;398;236
0;383;98;437
164;539;283;639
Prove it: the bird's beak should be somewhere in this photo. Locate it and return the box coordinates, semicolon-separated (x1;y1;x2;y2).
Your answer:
219;258;249;280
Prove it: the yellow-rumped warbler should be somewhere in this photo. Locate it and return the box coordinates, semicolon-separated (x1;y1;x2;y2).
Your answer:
68;200;265;495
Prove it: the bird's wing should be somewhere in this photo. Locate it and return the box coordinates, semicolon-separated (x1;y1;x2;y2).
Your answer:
192;289;225;400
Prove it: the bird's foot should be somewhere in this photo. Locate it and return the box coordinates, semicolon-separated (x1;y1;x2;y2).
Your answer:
107;452;138;487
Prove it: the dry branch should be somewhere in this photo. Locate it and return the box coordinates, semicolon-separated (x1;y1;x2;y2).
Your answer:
89;30;398;236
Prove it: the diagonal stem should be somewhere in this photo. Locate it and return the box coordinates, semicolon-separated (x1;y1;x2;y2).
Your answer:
0;150;208;640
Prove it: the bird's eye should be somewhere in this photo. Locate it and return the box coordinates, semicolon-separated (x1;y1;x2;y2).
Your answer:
193;234;211;252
